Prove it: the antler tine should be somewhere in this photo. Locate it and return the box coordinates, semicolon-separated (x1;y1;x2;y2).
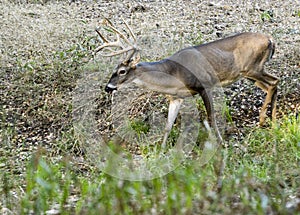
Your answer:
95;28;109;43
103;18;134;47
103;18;115;28
121;17;137;44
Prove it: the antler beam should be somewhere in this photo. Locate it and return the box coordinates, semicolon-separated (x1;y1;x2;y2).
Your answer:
95;18;138;58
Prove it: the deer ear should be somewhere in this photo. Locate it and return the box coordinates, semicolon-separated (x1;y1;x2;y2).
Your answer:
129;52;140;69
130;64;137;69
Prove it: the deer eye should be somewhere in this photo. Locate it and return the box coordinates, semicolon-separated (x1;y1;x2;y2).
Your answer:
118;69;127;75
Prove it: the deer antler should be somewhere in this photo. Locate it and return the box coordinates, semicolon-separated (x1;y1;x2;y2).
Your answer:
95;18;139;61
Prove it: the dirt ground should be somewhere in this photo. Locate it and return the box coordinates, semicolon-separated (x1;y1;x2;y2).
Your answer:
0;0;299;163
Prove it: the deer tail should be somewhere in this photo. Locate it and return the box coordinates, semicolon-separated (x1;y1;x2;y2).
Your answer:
268;37;275;61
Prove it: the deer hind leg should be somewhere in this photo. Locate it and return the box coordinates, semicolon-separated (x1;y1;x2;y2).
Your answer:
251;71;279;126
200;89;223;144
200;88;225;192
270;87;278;121
162;97;183;148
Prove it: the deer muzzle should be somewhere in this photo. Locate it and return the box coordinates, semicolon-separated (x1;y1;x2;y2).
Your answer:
105;83;117;93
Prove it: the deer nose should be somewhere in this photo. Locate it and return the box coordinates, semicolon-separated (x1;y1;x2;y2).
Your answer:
105;84;117;93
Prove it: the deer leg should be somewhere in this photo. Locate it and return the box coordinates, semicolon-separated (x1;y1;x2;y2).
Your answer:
252;72;279;126
270;87;278;122
266;73;279;124
162;98;183;148
255;81;270;126
260;84;278;126
200;89;223;144
200;89;225;192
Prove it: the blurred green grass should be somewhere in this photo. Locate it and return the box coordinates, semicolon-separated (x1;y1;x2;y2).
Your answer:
1;116;299;214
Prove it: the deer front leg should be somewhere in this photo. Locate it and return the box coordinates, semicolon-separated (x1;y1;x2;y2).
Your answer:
200;89;225;192
162;98;183;148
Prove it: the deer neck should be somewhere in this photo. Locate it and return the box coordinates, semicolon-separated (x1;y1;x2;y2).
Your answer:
132;60;193;97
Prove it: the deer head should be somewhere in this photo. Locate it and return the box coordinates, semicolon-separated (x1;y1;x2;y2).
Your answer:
95;18;141;92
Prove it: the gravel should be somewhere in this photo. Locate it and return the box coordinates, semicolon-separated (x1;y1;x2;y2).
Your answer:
0;0;299;162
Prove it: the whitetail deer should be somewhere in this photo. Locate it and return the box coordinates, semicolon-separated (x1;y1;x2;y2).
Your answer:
96;18;279;147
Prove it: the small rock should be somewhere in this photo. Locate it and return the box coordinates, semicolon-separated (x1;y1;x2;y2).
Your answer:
223;5;232;11
216;32;223;38
131;4;146;13
46;209;60;215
